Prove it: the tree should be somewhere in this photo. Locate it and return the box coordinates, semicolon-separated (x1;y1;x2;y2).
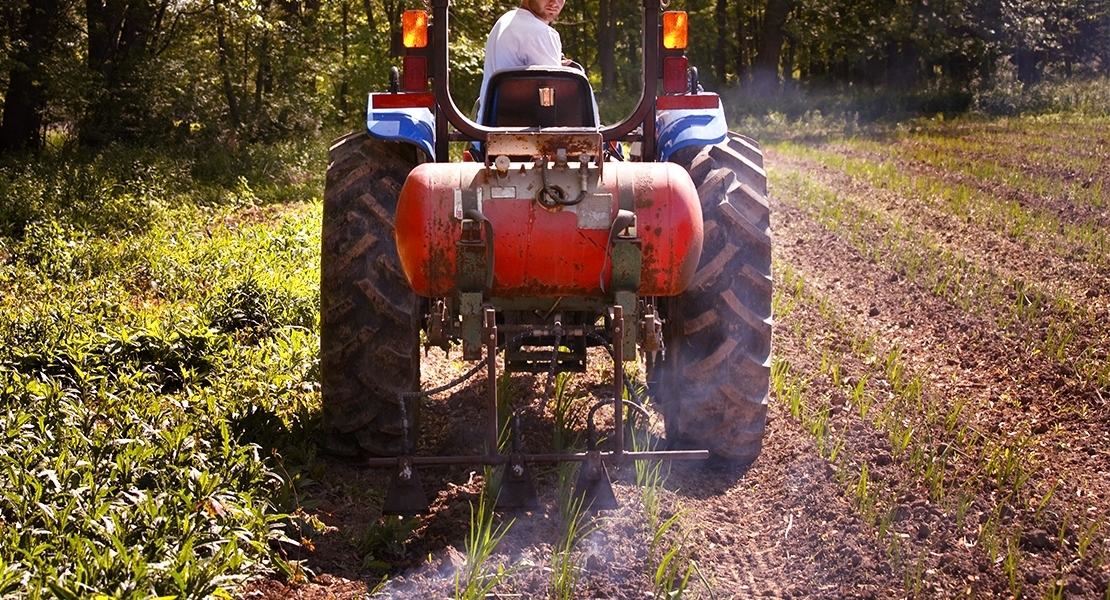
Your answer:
0;0;68;154
81;0;180;146
598;0;617;96
751;0;794;95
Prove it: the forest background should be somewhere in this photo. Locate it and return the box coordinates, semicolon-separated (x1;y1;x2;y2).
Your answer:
2;0;1110;156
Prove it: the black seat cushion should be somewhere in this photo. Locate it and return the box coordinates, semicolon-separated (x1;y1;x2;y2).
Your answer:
482;66;596;128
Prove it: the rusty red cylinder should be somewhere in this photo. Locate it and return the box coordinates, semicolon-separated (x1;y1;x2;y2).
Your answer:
395;161;703;298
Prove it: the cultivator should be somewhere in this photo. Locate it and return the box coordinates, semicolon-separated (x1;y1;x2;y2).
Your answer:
365;305;708;516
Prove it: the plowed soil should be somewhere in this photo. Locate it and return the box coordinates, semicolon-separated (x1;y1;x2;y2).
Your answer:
245;117;1110;599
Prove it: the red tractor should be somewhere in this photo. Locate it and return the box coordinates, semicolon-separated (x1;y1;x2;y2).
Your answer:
320;0;771;513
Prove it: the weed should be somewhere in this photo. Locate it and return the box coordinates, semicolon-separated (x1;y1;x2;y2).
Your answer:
654;542;695;599
852;463;875;523
552;372;580;452
904;549;928;598
360;517;422;571
0;140;323;597
1077;517;1103;560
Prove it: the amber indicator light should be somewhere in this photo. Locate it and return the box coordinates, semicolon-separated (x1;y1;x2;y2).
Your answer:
662;12;688;50
402;10;428;49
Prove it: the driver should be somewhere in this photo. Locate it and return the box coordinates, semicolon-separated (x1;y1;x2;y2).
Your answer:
477;0;571;119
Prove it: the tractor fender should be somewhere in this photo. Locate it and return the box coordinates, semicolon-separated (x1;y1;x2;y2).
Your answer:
655;95;728;162
365;94;436;160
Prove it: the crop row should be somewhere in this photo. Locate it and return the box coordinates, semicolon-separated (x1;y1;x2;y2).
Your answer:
771;149;1110;391
771;259;1106;598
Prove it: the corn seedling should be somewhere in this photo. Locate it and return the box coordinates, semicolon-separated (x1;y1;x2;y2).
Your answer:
1043;578;1065;600
1077;517;1103;560
1003;532;1023;599
851;463;876;524
455;495;515;600
552;371;579;452
903;549;928;598
653;542;695;599
550;493;602;600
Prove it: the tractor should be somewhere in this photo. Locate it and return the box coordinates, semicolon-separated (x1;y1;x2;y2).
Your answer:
320;0;771;514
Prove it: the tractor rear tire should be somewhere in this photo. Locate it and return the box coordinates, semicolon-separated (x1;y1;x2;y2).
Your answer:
320;132;425;457
656;133;773;464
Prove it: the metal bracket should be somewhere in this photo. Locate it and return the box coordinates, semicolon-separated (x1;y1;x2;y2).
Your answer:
382;455;430;517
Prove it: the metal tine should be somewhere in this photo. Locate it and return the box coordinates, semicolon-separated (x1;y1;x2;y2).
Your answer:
382;456;430;517
495;453;541;511
572;451;619;512
495;410;541;511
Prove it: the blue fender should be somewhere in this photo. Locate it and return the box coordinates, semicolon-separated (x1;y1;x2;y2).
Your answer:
366;94;436;160
656;95;728;162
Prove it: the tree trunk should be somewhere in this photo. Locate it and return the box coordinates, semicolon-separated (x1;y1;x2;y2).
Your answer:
735;0;747;83
0;0;64;154
361;0;376;31
751;0;793;97
598;0;615;96
215;0;241;127
254;0;273;117
1015;45;1041;87
1;69;46;154
715;0;728;84
781;35;794;88
340;0;350;114
81;0;161;146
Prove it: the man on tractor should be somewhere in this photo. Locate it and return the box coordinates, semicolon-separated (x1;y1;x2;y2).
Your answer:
477;0;573;119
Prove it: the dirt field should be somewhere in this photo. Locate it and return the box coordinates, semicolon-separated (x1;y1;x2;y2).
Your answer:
246;116;1110;599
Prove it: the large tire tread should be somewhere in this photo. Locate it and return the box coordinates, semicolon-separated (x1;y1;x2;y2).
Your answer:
658;132;773;463
320;132;424;458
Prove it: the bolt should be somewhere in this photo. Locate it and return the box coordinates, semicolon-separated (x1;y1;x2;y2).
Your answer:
513;464;524;477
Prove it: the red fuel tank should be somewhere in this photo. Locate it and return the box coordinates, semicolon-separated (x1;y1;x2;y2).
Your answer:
395;161;703;298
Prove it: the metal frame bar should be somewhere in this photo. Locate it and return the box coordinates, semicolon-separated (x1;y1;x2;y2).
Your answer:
364;450;708;468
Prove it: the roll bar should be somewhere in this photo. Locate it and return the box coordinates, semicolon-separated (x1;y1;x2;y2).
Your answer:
429;0;661;160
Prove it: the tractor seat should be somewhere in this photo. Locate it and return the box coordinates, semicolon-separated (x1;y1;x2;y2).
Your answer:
481;66;598;128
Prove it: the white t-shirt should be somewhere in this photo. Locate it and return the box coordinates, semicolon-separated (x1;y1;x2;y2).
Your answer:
477;8;562;119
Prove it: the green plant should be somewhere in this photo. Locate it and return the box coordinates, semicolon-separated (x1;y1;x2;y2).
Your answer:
653;543;695;599
455;495;515;600
360;517;423;571
903;549;928;598
0;140;323;598
1003;532;1023;598
550;493;601;600
1077;517;1103;560
552;371;580;452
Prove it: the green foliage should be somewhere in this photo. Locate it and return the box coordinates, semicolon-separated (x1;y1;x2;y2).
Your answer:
973;77;1110;117
3;0;1109;153
0;139;323;597
360;516;423;571
549;493;601;600
455;496;515;600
